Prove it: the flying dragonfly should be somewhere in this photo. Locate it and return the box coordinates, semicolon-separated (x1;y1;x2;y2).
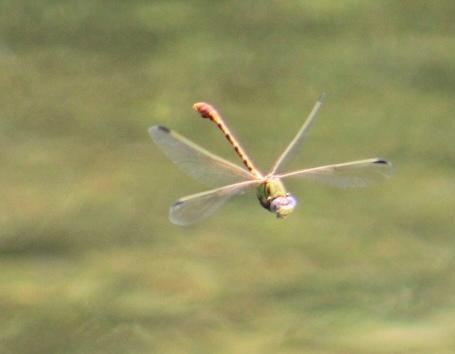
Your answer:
149;95;392;225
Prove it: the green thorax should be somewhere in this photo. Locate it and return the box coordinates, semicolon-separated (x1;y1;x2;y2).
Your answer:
256;177;288;211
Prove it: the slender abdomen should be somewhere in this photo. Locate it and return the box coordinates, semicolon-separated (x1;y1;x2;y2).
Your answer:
193;102;263;179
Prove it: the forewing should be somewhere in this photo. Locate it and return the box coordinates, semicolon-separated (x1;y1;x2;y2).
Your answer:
277;158;392;188
149;126;256;187
169;181;259;225
270;94;325;175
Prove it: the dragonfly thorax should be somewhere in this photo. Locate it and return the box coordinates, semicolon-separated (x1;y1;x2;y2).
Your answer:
257;178;297;219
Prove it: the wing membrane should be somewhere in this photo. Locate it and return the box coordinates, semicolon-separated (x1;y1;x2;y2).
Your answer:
270;94;325;175
149;126;256;187
169;180;259;225
277;158;392;188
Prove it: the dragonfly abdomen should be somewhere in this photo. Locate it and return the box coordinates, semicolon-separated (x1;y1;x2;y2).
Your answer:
193;102;262;179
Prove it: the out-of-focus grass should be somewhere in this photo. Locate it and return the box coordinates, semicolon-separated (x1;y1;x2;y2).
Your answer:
0;1;454;353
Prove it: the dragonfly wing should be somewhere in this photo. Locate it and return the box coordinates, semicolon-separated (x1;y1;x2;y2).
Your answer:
169;180;260;225
277;158;392;188
149;126;256;187
270;94;325;175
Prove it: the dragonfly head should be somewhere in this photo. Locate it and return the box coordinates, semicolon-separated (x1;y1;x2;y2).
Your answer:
270;194;297;219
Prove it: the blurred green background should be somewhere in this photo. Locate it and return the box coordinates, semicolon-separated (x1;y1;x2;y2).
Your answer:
1;1;454;353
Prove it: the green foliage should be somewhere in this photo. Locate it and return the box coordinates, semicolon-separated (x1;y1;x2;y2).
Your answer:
0;1;454;353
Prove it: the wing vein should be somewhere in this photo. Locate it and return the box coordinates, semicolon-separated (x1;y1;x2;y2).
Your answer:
149;125;256;187
270;94;325;175
277;158;392;188
169;180;260;225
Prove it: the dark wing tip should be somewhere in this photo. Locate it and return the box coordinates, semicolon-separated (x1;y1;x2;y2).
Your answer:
172;200;184;208
374;158;392;166
148;125;170;138
156;125;170;133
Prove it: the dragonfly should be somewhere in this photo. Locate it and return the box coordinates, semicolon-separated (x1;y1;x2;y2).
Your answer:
149;95;392;225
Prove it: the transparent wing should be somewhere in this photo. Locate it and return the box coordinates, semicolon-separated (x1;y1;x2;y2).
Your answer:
277;158;392;188
149;126;256;187
270;94;325;175
169;180;260;225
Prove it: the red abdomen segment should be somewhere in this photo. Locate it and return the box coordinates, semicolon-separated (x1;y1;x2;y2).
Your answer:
193;102;216;119
193;102;262;179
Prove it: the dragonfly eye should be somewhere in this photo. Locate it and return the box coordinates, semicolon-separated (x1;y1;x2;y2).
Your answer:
270;195;297;218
